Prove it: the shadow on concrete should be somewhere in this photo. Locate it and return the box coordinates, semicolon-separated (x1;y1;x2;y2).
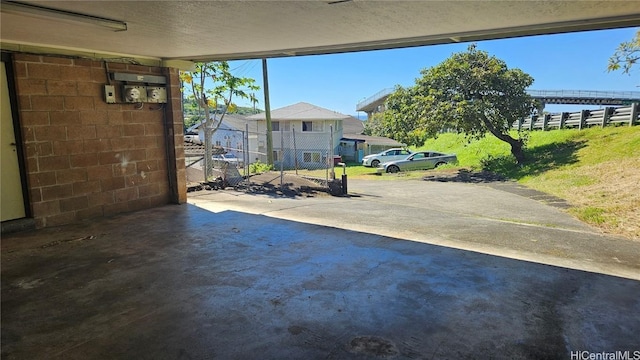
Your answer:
2;204;638;359
423;169;507;183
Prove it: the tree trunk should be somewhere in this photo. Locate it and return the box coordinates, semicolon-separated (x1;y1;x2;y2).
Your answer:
480;116;526;165
493;133;525;165
203;108;212;182
507;138;525;165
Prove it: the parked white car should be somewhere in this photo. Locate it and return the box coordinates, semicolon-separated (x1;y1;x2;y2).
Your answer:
362;148;413;167
212;153;243;167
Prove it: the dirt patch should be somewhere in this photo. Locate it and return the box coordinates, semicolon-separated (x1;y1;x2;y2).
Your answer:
186;168;334;197
243;172;331;197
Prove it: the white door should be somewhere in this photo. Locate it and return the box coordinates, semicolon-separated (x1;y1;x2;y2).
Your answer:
1;60;26;221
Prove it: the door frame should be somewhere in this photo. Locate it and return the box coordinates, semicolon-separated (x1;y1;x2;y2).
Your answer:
2;52;31;219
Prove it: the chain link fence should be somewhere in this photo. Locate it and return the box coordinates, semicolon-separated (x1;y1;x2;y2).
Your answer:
186;125;340;193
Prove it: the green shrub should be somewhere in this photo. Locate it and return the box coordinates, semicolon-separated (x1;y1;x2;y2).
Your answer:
249;160;273;174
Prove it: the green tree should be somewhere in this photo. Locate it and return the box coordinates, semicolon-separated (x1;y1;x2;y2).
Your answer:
363;112;385;136
608;29;640;75
382;85;433;147
180;62;259;180
384;44;535;164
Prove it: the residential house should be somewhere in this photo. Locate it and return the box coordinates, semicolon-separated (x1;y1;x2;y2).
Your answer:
186;114;254;162
339;116;405;162
247;102;350;169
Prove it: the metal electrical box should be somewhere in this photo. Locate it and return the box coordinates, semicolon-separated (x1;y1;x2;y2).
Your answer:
146;87;167;103
123;85;147;103
104;85;116;104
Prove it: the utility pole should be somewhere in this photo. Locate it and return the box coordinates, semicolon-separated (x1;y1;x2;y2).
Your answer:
262;58;273;165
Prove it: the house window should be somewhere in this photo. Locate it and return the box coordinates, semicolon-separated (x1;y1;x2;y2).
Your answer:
272;121;279;131
215;140;222;146
303;151;321;163
273;150;282;162
302;121;313;132
302;121;322;132
237;142;243;151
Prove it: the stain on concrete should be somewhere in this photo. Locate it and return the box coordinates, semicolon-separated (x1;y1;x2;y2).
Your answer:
288;325;306;335
348;336;399;358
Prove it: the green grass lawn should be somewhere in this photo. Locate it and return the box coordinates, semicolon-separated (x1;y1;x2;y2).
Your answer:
286;125;639;239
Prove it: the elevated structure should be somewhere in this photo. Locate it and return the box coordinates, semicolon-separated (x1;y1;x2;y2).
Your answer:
529;90;640;112
356;88;394;117
357;89;640;119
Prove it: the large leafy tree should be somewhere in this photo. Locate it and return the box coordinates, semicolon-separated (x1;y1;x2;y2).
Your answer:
384;44;535;164
608;29;640;75
180;62;259;180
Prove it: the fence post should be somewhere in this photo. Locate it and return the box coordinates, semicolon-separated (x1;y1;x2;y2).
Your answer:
542;114;549;131
517;118;523;131
245;123;249;187
602;107;611;128
558;113;565;129
292;126;298;175
329;125;335;180
630;103;638;126
280;126;284;189
578;111;585;130
529;115;534;131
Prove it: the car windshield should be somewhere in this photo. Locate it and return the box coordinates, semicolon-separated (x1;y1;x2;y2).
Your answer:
225;154;237;158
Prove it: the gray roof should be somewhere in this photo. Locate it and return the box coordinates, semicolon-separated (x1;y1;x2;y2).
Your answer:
341;134;404;147
187;114;257;133
342;116;365;135
247;102;351;121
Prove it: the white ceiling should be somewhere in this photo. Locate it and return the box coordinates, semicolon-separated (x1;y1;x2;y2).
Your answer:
1;1;640;62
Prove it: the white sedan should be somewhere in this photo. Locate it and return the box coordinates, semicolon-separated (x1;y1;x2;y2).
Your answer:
362;148;413;167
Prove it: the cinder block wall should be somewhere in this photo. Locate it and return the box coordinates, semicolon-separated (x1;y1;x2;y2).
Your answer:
13;54;186;228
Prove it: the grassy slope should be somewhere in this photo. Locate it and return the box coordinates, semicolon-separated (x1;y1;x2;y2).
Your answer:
416;126;640;240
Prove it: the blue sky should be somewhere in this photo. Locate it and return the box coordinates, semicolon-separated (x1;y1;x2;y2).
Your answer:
228;27;639;118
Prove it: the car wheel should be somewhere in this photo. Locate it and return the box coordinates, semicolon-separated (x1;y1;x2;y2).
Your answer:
387;165;400;173
371;160;380;167
435;162;446;168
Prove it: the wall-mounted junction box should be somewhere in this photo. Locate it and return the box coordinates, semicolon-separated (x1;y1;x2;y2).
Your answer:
146;87;167;103
123;85;147;103
104;85;116;104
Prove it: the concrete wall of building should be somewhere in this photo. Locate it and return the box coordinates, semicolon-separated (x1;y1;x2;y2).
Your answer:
11;53;186;228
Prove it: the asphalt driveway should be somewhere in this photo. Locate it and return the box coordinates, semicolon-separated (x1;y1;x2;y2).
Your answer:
190;178;640;280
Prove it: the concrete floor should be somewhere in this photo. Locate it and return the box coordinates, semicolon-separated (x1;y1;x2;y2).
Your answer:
2;180;640;359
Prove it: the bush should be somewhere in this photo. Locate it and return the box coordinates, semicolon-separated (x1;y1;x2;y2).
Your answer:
249;160;273;174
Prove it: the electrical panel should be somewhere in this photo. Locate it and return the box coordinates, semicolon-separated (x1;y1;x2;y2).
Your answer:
146;86;167;103
105;72;167;104
123;85;147;103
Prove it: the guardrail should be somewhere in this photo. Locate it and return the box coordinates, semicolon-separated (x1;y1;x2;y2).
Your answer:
513;103;639;131
527;89;640;100
356;88;394;111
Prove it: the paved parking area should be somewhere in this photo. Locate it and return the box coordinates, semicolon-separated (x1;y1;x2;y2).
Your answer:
2;179;639;359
